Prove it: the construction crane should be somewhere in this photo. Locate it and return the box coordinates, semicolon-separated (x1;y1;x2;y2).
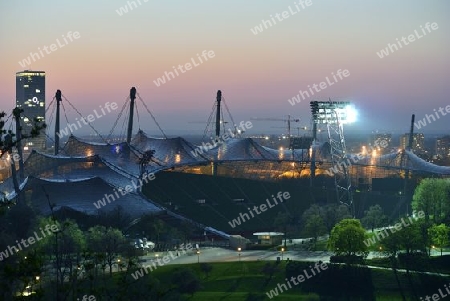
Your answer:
250;115;300;138
271;126;308;137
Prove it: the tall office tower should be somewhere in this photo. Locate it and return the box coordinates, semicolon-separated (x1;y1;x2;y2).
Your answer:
400;133;425;153
16;70;46;151
436;135;450;158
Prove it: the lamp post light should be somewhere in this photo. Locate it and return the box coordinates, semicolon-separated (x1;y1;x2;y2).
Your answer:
237;247;241;262
196;250;200;263
281;248;284;261
35;275;41;290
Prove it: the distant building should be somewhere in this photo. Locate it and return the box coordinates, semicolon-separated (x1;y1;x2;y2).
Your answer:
370;133;392;148
253;232;284;245
16;70;46;151
400;133;425;153
436;135;450;158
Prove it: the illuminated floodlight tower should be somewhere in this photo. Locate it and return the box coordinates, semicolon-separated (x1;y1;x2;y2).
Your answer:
310;100;357;211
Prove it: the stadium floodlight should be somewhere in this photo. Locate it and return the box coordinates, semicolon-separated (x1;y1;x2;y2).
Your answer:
309;100;354;215
344;105;357;124
310;101;356;125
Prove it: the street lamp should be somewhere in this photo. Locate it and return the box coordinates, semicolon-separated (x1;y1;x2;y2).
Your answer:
35;275;41;290
237;247;241;262
196;250;200;263
281;248;284;261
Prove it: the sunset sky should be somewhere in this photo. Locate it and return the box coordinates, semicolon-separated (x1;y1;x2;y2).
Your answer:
0;0;449;137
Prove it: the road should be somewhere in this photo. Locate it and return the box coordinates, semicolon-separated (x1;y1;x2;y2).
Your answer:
139;248;333;267
137;247;450;272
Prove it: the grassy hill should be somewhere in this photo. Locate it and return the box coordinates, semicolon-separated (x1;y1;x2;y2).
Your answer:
147;261;450;300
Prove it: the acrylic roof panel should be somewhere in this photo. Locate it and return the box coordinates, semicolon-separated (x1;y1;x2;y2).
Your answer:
355;150;450;175
261;141;329;162
62;135;141;176
26;177;161;218
23;151;98;177
131;130;209;166
205;138;278;161
405;150;450;174
23;151;137;188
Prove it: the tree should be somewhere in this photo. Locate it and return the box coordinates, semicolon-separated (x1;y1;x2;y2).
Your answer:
361;205;388;232
428;223;449;256
303;214;327;250
379;221;426;258
379;220;426;279
323;204;351;233
302;204;351;234
412;178;450;224
55;220;86;287
87;226;126;276
273;212;291;247
379;229;402;259
2;201;36;240
152;218;165;246
0;108;45;203
328;219;368;258
0;108;46;158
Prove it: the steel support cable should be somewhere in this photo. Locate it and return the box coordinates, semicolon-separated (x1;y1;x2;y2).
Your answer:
119;104;130;142
45;98;55;115
220;106;225;136
61;102;72;134
135;99;141;131
47;99;56;128
44;99;56;138
202;101;216;140
62;94;108;144
19;110;69;156
222;96;237;135
106;96;129;141
136;93;167;138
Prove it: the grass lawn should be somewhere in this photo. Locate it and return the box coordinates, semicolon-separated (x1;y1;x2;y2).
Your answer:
146;260;450;300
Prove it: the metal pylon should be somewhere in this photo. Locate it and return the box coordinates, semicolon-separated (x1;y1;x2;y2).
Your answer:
326;108;354;213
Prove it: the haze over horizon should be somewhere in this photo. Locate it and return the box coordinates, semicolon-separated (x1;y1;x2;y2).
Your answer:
1;0;449;137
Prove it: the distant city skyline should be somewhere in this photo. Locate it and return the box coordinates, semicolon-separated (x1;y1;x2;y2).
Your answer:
1;1;450;136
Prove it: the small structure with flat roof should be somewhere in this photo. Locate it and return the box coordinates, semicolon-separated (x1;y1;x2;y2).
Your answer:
253;232;284;245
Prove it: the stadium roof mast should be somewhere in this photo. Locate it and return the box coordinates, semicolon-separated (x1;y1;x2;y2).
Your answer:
54;90;62;155
212;90;222;176
399;114;415;215
310;100;356;214
126;87;137;144
215;90;222;137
